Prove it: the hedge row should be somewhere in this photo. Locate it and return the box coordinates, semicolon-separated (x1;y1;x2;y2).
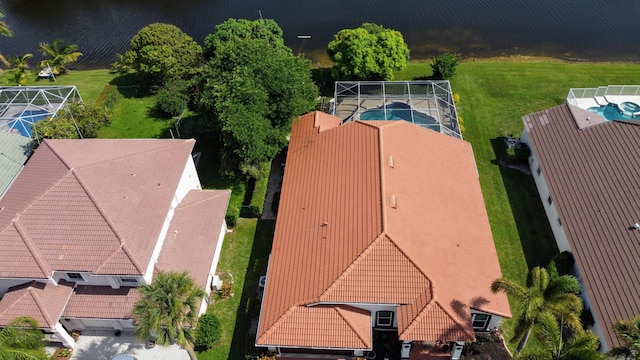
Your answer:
247;169;270;218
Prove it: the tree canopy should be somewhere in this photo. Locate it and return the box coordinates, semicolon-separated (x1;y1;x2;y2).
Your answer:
38;39;82;75
31;102;110;141
197;19;317;177
0;317;48;360
132;271;205;360
327;23;409;80
203;18;284;59
122;23;203;86
431;52;459;80
610;317;640;359
491;266;583;354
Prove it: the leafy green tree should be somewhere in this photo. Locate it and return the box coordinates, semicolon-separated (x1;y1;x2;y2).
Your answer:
132;271;206;360
491;266;583;354
198;19;317;177
431;52;459;80
327;23;409;80
122;23;203;87
38;39;82;75
10;53;32;85
518;312;605;360
609;317;640;359
194;313;222;351
155;78;191;117
31;102;110;140
203;18;284;59
0;316;48;360
0;11;12;68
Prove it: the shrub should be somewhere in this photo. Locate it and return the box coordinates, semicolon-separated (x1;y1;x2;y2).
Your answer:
156;79;190;117
194;313;222;351
248;168;270;218
552;251;575;276
219;283;233;299
431;53;459;80
226;205;240;227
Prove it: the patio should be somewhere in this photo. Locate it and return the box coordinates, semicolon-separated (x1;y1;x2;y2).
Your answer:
49;330;189;360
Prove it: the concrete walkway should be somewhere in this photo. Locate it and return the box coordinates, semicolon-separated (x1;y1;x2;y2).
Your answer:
68;330;189;360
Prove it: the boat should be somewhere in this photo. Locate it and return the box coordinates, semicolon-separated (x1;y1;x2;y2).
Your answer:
38;66;54;79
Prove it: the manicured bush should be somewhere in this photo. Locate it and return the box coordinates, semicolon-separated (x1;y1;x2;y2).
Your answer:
156;79;190;117
194;313;222;351
248;167;270;218
431;53;459;80
226;205;240;227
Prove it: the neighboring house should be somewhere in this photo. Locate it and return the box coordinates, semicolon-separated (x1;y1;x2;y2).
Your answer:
520;87;640;352
0;131;32;198
0;139;230;348
256;111;510;359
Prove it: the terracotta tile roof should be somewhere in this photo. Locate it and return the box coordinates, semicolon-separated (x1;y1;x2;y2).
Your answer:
0;280;74;328
258;305;371;349
257;112;510;349
62;285;140;319
0;139;197;277
523;103;640;349
156;189;231;290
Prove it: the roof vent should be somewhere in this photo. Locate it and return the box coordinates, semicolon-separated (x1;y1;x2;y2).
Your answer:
388;155;395;168
390;195;397;209
633;223;640;230
586;116;591;121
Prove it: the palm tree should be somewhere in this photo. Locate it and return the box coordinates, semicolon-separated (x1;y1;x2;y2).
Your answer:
0;10;12;37
517;312;606;360
38;39;82;75
0;316;49;360
609;317;640;359
10;53;33;85
132;271;206;360
491;266;583;354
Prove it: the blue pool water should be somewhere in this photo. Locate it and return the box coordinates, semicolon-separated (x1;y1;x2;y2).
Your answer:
7;110;50;137
587;102;640;121
359;102;437;126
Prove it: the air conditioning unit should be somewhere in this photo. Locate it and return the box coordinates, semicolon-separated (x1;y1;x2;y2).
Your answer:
211;275;223;291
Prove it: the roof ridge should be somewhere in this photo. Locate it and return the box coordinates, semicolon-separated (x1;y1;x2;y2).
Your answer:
174;189;231;211
0;282;35;319
12;219;52;278
318;233;387;299
93;244;145;275
334;306;370;348
74;139;195;170
400;300;474;340
256;303;300;344
28;286;54;327
42;140;73;170
377;123;387;232
385;233;434;286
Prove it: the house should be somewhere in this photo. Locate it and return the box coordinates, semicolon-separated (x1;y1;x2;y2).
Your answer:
0;138;230;348
256;111;510;359
520;87;640;352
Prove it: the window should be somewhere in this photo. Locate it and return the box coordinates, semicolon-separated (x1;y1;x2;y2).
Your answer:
547;195;552;205
66;272;85;282
119;277;138;285
536;166;541;176
557;217;562;227
472;313;491;330
376;311;394;328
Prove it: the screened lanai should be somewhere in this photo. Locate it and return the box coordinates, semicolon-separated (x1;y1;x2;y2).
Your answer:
332;81;461;139
0;86;81;138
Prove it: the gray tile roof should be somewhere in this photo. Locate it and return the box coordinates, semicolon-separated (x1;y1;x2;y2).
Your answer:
523;103;640;349
0;131;32;198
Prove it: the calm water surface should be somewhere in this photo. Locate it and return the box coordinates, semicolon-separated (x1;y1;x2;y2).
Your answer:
1;0;640;69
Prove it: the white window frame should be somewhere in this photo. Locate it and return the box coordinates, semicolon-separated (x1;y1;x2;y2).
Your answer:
119;277;139;286
66;272;86;282
471;313;491;330
376;311;394;328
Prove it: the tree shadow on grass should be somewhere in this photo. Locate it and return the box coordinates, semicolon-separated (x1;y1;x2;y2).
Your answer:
227;219;275;359
490;137;558;269
108;72;150;98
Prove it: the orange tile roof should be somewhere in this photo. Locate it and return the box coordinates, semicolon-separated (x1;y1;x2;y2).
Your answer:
0;139;196;277
156;189;231;290
62;285;141;319
0;280;74;328
257;112;510;349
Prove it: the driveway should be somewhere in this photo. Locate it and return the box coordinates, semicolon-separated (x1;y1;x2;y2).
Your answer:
68;330;189;360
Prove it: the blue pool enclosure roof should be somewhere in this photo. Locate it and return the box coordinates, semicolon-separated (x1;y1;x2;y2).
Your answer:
0;86;82;138
332;81;461;139
0;131;33;199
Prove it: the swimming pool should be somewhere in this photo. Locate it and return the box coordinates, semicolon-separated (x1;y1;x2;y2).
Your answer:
359;102;437;126
6;110;50;137
587;102;640;121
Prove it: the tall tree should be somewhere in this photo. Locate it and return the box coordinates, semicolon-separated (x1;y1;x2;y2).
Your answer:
203;18;284;59
609;317;640;359
327;23;409;80
10;53;33;85
132;271;206;360
0;11;12;68
122;23;203;87
38;39;82;75
0;317;48;360
518;312;606;360
491;266;583;354
197;19;317;177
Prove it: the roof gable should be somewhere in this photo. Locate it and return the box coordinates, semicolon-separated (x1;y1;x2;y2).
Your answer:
0;280;74;328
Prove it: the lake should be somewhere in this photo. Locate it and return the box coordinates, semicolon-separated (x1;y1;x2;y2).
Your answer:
1;0;640;69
